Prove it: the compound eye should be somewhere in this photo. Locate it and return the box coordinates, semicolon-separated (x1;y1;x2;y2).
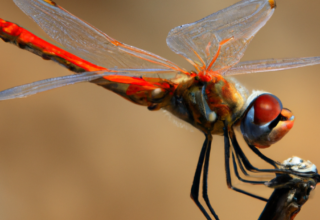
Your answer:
254;94;281;125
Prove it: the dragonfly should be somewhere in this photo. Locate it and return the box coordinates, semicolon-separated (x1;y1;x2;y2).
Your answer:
0;0;319;219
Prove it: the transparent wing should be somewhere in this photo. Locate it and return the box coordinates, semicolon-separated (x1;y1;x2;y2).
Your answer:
0;69;179;100
0;71;108;100
13;0;186;74
225;57;320;76
166;0;275;74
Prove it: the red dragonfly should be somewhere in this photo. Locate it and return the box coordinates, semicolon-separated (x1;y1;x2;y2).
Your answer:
0;0;319;219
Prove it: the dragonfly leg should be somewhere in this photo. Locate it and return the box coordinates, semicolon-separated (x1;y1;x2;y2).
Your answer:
229;128;314;178
233;149;250;176
190;136;216;220
224;127;268;201
232;152;266;185
202;135;219;219
247;144;279;168
233;147;275;180
232;142;280;180
231;132;280;174
225;128;272;181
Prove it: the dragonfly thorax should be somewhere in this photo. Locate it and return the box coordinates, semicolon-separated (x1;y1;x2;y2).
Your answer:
164;75;248;134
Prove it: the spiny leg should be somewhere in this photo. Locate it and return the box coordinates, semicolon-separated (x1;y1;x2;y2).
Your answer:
247;144;279;169
229;127;276;175
231;133;280;174
202;135;219;219
232;138;277;177
232;152;265;185
190;136;216;220
229;128;313;178
233;147;274;180
228;128;272;179
224;127;268;202
234;149;250;176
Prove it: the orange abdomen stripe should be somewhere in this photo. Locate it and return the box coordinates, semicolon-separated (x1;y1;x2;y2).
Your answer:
0;18;107;73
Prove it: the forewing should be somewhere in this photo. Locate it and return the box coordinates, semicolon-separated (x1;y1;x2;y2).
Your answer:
225;57;320;75
13;0;185;74
166;0;275;74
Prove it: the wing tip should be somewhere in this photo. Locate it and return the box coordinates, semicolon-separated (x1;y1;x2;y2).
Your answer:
268;0;276;9
42;0;58;7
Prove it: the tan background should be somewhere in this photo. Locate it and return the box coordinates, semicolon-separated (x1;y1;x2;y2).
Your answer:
0;0;319;219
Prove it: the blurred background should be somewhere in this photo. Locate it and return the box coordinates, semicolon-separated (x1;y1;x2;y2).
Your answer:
0;0;319;219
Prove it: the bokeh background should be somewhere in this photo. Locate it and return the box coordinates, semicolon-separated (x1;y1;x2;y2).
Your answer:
0;0;319;219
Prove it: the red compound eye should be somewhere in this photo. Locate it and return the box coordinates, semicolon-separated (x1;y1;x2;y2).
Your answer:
254;94;281;125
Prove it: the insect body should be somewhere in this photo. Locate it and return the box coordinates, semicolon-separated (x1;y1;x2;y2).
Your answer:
0;0;319;219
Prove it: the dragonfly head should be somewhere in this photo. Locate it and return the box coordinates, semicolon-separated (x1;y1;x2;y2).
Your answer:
240;92;295;148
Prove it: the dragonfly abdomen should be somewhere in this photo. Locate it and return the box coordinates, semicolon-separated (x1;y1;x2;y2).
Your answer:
0;18;107;73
